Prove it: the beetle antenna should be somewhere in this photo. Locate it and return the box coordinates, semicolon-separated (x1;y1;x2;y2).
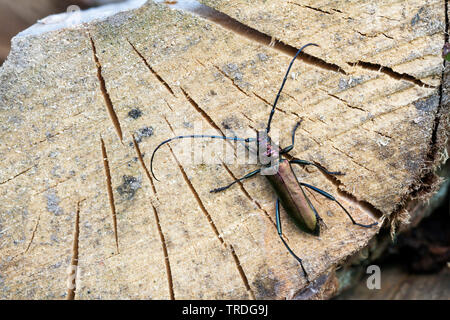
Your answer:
150;135;255;181
266;43;319;134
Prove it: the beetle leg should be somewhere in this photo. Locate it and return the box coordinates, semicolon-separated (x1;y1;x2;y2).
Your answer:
275;199;310;282
280;121;302;154
290;159;344;175
210;169;261;193
299;183;378;228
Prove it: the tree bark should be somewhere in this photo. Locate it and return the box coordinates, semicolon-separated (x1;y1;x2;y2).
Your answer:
0;0;448;299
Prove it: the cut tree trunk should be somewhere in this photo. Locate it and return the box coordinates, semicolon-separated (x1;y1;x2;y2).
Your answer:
0;0;448;300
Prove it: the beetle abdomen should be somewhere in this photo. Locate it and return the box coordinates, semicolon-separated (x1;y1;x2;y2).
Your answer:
265;160;319;235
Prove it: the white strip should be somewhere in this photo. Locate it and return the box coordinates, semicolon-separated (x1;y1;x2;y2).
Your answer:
17;0;148;38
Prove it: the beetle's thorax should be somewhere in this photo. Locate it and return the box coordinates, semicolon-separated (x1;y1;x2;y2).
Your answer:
257;131;280;167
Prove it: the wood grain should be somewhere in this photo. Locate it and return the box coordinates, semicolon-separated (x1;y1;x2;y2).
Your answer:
0;0;447;299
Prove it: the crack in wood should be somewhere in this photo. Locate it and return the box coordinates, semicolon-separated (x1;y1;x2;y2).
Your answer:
89;34;124;142
285;151;382;221
355;30;394;40
24;213;41;254
213;65;250;97
288;2;332;15
100;137;120;254
180;86;240;158
180;86;224;135
331;145;376;174
67;199;84;300
164;99;174;112
239;111;255;124
445;0;449;43
0;167;32;185
132;135;159;201
427;1;448;160
127;39;176;97
229;244;255;299
299;129;321;146
361;127;393;140
284;92;301;105
381;33;394;40
131;134;174;298
151;204;175;300
32;124;77;147
325;104;411;142
252;91;272;107
163;117;255;299
33;176;73;196
319;88;367;113
309;161;384;221
166;1;346;75
252;91;294;118
194;58;206;68
347;60;436;88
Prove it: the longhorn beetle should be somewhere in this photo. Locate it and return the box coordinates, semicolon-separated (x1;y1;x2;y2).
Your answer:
150;43;377;281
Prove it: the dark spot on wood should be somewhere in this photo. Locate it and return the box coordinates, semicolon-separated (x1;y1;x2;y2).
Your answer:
411;7;425;26
134;126;154;143
413;94;439;113
221;115;241;130
257;53;269;61
403;151;421;173
116;175;141;200
128;108;142;119
222;63;243;81
375;145;394;160
338;76;364;90
411;13;420;26
252;275;277;299
45;190;64;216
293;274;329;299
